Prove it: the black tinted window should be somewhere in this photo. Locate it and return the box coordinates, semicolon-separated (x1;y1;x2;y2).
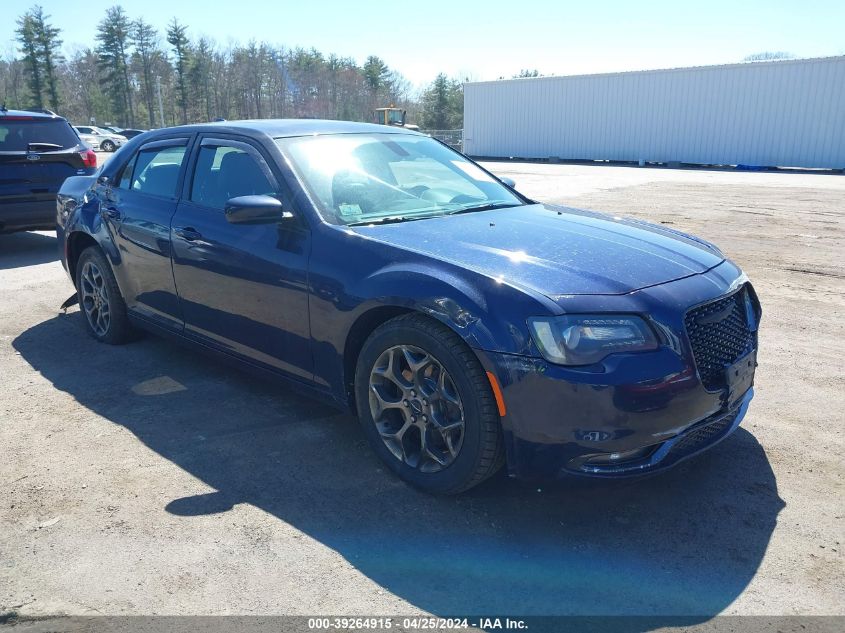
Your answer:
130;145;187;197
0;119;80;151
190;145;275;209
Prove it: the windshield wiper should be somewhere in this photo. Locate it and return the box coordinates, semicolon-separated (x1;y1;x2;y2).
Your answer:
345;201;523;226
448;201;522;216
27;142;64;152
346;214;434;227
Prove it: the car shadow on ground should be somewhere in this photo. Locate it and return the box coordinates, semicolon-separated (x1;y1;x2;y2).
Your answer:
0;232;58;270
13;313;785;625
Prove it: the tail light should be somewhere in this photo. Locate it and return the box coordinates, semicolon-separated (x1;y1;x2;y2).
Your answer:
80;148;97;168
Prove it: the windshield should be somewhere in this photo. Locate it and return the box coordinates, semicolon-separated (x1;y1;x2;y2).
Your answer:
276;133;523;225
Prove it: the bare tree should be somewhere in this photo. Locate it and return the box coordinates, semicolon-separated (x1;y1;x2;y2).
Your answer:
743;51;796;62
0;55;27;108
61;48;108;124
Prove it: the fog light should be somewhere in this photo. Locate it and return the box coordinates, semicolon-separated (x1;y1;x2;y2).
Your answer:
584;445;654;466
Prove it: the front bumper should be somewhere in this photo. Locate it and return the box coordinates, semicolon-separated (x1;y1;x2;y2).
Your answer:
477;262;758;481
567;390;751;477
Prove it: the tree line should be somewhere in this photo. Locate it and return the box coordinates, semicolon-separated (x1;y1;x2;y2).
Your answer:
3;5;466;131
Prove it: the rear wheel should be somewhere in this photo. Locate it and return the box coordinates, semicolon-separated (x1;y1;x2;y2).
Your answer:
355;313;504;494
75;246;135;344
101;139;115;152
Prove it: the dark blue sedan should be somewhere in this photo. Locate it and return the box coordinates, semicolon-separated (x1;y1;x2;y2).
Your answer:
56;120;761;493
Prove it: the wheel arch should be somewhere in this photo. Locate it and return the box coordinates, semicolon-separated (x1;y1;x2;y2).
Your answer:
335;261;541;409
342;305;416;408
66;231;100;288
340;299;510;412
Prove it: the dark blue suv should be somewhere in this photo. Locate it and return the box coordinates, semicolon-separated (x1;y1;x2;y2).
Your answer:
0;107;97;233
56;120;761;494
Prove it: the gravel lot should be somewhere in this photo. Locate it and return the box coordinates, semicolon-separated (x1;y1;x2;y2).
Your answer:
1;160;843;620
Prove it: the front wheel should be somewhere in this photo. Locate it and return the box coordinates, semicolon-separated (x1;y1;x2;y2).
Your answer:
101;140;116;152
75;246;135;344
355;313;504;494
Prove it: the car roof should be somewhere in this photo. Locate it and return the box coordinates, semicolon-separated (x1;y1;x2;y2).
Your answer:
0;107;67;121
145;118;423;139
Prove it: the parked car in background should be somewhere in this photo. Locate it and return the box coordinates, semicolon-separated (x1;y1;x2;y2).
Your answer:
73;125;125;152
75;131;101;151
0;106;97;233
115;128;147;140
99;126;147;140
56;120;760;494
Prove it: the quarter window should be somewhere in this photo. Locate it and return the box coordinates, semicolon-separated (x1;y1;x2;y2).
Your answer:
190;144;276;209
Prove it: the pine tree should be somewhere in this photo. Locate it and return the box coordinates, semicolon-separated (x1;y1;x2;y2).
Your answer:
131;19;159;128
189;38;214;122
362;55;391;100
167;19;191;125
96;6;135;126
15;11;44;109
31;6;63;111
420;74;463;130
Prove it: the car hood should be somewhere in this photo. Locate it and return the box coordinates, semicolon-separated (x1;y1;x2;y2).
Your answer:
350;204;725;297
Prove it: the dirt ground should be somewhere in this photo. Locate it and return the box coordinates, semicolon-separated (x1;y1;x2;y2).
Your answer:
1;161;843;621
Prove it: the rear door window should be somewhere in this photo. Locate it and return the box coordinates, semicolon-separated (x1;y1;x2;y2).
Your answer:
129;144;188;198
0;119;81;151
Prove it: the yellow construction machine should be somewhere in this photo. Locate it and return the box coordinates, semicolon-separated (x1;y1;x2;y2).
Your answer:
373;106;419;131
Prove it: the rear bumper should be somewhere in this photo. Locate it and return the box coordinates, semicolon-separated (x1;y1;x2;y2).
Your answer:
0;199;57;233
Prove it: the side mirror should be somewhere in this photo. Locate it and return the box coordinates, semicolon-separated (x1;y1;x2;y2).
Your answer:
225;195;291;224
97;175;109;185
500;177;516;189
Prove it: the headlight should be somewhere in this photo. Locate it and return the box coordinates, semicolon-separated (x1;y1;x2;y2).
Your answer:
528;315;658;366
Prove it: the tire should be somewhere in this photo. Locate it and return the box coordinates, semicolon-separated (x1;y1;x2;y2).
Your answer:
75;246;135;344
355;313;504;494
101;140;115;152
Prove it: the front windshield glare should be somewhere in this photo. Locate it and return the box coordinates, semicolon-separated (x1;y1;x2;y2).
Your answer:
276;133;523;225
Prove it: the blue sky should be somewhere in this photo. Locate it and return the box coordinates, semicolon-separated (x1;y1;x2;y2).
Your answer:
4;0;843;88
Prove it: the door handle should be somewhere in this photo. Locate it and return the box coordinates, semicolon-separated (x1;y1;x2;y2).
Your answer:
102;205;121;220
174;227;203;242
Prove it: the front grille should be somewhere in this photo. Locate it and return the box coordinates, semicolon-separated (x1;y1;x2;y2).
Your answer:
667;411;737;460
684;285;757;391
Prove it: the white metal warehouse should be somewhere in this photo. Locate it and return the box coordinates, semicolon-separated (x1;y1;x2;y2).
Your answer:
463;56;845;169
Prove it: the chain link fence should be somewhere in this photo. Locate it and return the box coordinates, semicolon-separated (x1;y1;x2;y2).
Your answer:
421;129;463;152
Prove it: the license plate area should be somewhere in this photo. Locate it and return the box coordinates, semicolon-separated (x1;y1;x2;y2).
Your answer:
725;349;756;406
